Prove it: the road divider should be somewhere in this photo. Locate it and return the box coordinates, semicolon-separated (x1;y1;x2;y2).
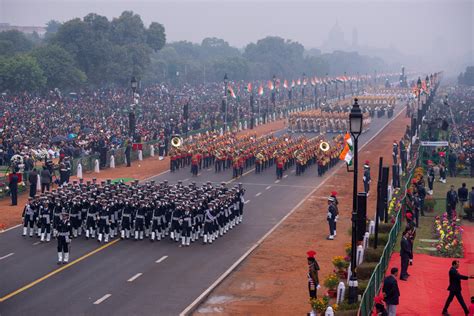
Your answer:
93;294;112;305
0;253;14;261
156;256;168;263
127;273;143;282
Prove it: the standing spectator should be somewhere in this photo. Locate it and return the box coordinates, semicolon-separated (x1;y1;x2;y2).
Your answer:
125;139;132;167
40;166;51;193
448;151;457;177
458;183;468;217
439;163;447;183
383;267;400;316
23;155;34;185
441;260;474;315
8;170;19;206
28;168;38;198
400;229;413;281
446;185;459;220
468;187;474;222
427;161;435;195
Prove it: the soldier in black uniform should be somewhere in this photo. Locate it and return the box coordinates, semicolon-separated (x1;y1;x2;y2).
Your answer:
363;160;371;196
22;197;36;237
56;212;72;264
392;141;398;164
39;198;52;242
326;196;337;240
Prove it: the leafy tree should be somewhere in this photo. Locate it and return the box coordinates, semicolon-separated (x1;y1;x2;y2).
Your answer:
46;20;62;34
0;54;46;92
31;44;86;90
110;11;146;46
0;30;33;55
146;22;166;51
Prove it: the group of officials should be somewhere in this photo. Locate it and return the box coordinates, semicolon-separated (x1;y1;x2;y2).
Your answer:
21;179;245;264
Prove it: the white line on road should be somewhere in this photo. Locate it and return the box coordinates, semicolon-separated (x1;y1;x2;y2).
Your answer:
33;241;41;246
274;180;280;183
183;178;189;182
244;200;250;204
0;224;21;234
0;253;14;261
127;273;143;282
283;175;288;178
93;294;112;305
265;186;271;190
180;106;407;316
156;255;168;263
255;192;262;197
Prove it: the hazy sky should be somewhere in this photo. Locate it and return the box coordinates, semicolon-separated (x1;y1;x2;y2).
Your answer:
1;0;473;59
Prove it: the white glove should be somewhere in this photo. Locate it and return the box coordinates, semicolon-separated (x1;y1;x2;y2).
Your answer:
363;176;366;182
317;284;321;290
335;215;339;222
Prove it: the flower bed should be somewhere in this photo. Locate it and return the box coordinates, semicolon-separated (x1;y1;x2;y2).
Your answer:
433;213;464;258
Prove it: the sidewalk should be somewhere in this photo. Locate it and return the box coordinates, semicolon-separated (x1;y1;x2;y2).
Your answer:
195;110;410;315
0;120;285;229
385;223;473;315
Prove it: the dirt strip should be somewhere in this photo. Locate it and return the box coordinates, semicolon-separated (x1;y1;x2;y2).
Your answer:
195;111;410;315
0;120;285;229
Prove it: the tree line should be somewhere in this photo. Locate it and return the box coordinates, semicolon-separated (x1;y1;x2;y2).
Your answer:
0;10;392;93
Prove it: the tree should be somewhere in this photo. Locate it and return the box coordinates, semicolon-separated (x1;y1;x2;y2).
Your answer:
146;22;166;51
0;54;46;92
31;44;86;90
46;20;62;34
0;30;33;55
110;11;146;46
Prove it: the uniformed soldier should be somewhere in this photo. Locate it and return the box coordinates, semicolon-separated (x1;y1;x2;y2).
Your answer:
39;198;52;242
392;141;398;164
56;212;72;264
22;197;36;237
326;196;337;240
363;160;371;196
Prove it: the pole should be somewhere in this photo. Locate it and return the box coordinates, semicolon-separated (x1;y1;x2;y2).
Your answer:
349;132;359;304
374;157;383;249
224;75;228;131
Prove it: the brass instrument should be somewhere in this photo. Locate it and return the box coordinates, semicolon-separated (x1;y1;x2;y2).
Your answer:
171;136;183;148
319;141;330;152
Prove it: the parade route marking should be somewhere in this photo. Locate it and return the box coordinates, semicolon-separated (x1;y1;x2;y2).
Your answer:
283;175;288;178
255;192;262;197
33;241;41;246
0;224;21;234
0;239;120;302
244;200;250;204
265;186;272;190
183;178;189;182
93;294;112;305
0;252;14;261
275;180;280;183
127;273;143;282
156;255;168;263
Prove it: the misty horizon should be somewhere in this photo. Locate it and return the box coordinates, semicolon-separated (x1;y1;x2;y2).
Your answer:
1;0;472;75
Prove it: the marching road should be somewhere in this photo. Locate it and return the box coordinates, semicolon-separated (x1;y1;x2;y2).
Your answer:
0;103;405;316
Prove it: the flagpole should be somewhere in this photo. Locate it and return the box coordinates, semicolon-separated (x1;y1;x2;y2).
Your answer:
224;73;228;132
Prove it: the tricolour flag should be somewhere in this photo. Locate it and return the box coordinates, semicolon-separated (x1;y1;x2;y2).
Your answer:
227;86;236;99
268;81;274;91
291;80;295;88
339;132;353;165
283;80;288;89
245;83;252;92
257;85;264;96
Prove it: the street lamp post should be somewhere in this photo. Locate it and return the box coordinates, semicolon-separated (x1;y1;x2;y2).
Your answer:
348;98;363;304
325;73;328;101
224;73;228;131
417;77;422;111
343;71;347;99
302;73;306;107
272;74;277;117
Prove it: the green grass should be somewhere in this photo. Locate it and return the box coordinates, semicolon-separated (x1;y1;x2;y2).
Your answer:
394;176;473;255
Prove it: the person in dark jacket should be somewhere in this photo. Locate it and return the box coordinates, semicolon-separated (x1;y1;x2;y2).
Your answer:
442;260;474;315
28;168;38;198
446;185;458;220
383;267;400;316
306;250;320;299
40;166;52;193
400;229;413;280
458;183;468;217
8;171;19;206
125;139;132;167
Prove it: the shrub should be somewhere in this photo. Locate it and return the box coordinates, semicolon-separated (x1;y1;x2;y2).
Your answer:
356;262;378;280
369;233;388;247
364;247;384;263
378;222;393;234
423;196;436;213
337;299;359;312
332;256;350;270
323;273;339;290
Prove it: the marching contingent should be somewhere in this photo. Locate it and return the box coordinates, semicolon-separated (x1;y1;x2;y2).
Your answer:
22;179;245;263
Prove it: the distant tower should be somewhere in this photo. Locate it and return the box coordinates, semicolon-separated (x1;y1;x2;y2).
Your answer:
323;20;346;52
352;27;358;48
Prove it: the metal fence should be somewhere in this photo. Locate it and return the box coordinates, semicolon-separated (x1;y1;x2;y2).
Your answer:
358;148;418;316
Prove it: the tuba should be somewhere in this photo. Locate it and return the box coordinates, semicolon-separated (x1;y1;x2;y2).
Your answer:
171;135;183;148
319;141;330;152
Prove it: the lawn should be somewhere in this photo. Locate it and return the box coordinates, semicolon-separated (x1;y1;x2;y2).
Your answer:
394;176;473;255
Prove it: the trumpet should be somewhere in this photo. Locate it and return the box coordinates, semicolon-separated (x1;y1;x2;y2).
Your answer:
171;136;183;148
319;141;330;152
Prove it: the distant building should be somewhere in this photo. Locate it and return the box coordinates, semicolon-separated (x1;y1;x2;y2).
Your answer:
321;21;349;52
0;23;46;37
351;27;359;48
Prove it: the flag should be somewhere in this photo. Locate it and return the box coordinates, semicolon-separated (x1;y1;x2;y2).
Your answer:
339;132;353;165
245;83;252;92
297;79;301;86
227;86;236;99
267;81;274;91
283;79;288;89
291;80;295;88
257;85;264;96
310;78;315;86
